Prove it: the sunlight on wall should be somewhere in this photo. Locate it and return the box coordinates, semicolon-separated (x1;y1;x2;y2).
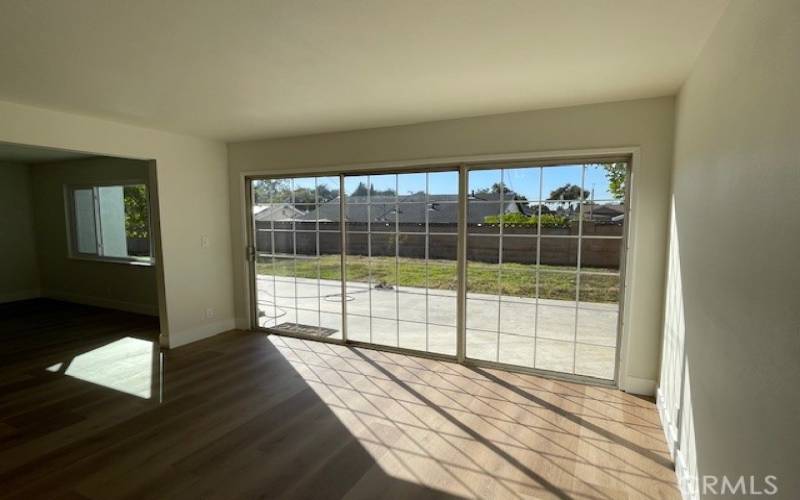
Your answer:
46;337;154;399
658;197;697;498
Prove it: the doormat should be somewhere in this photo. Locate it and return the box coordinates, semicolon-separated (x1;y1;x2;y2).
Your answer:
272;322;338;338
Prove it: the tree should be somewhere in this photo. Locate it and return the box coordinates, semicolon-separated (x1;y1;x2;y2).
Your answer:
252;180;339;204
350;182;369;197
253;179;290;204
291;187;317;204
291;184;341;204
349;182;396;197
602;163;626;199
473;182;527;201
474;183;504;195
316;183;339;203
548;183;589;201
474;182;511;195
123;185;149;238
492;182;511;194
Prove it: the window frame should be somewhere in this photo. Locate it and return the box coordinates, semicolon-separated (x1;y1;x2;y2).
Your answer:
64;179;155;266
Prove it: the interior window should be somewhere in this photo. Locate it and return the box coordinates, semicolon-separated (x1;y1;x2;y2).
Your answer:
68;183;153;264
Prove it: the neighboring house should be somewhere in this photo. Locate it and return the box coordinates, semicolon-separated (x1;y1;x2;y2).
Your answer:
582;202;625;222
263;195;623;227
253;203;305;222
524;201;624;223
302;192;528;226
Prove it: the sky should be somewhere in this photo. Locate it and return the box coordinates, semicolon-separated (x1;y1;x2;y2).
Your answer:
267;163;621;204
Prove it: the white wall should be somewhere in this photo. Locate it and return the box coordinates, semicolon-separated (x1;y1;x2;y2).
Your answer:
228;96;676;392
0;162;40;302
0;100;234;348
29;157;158;315
659;1;800;498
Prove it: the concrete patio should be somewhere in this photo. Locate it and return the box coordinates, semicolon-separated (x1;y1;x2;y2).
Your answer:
257;275;617;380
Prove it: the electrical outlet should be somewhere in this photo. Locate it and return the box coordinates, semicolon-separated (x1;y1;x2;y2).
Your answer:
200;235;210;248
205;307;215;319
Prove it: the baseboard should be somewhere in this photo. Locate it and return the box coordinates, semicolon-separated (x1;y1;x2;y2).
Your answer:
45;290;159;316
167;318;237;348
657;388;694;500
622;376;656;396
674;441;694;500
656;389;678;456
0;289;42;303
235;316;250;330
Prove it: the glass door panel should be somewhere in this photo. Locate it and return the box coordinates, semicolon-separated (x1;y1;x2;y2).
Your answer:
465;162;627;381
343;169;459;355
251;176;343;339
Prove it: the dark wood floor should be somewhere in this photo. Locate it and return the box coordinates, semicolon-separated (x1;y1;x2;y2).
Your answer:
0;299;679;499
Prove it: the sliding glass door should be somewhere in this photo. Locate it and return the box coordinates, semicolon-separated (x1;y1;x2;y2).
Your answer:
251;176;344;339
465;163;626;380
248;160;628;382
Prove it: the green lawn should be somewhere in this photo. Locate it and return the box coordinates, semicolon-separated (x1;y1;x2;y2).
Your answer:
257;255;619;303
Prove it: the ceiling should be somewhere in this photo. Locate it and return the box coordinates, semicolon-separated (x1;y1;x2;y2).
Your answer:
0;142;94;164
0;0;728;142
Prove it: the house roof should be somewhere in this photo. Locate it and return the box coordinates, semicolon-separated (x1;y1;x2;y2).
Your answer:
585;203;624;215
260;196;624;225
301;193;527;225
253;203;305;222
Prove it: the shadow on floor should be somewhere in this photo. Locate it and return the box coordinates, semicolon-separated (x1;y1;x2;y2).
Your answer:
0;300;678;499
